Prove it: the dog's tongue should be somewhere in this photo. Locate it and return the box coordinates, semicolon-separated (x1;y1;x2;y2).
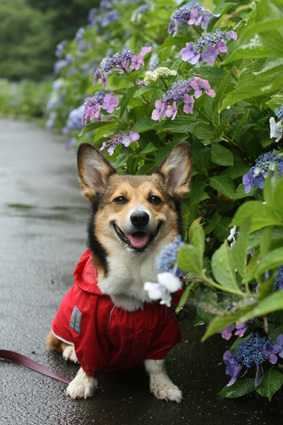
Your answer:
128;234;149;249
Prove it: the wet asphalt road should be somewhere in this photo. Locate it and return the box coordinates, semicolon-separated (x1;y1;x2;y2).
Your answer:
0;119;283;425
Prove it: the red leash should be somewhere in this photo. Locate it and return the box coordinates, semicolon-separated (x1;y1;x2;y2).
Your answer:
0;350;71;384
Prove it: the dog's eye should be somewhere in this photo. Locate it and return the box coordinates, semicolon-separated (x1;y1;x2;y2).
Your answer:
148;195;162;205
113;196;128;205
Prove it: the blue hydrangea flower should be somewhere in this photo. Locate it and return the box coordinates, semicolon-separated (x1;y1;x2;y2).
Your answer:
242;152;283;194
224;333;277;387
55;40;67;58
274;105;283;120
63;105;85;134
156;235;185;276
236;333;274;368
274;265;283;291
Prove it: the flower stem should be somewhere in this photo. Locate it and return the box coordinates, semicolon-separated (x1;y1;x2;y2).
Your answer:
160;77;169;90
200;273;245;297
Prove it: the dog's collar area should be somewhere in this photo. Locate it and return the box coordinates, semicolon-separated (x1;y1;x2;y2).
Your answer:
113;222;162;252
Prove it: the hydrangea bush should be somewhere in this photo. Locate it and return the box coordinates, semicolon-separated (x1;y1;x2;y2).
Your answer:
47;0;283;401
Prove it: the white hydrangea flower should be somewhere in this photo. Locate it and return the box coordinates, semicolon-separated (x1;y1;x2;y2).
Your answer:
227;225;238;248
144;67;177;82
144;272;181;307
270;117;283;143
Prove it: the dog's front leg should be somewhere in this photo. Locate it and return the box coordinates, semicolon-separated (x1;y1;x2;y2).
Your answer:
144;359;182;403
66;367;98;399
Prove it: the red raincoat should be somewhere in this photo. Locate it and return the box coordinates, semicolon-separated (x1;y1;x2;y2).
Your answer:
51;249;182;377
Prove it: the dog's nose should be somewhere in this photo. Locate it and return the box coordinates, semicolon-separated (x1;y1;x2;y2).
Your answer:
130;211;149;227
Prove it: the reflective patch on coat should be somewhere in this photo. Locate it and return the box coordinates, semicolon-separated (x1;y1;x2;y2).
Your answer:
70;305;82;334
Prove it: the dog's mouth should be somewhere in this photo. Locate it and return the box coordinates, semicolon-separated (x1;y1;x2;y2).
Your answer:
113;222;162;252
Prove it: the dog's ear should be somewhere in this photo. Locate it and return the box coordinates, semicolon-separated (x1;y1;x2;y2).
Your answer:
154;142;192;201
77;143;117;203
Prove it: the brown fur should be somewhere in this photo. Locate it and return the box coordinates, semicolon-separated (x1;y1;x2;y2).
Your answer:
46;331;68;353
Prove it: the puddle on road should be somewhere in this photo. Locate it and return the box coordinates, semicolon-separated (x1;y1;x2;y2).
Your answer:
6;203;89;222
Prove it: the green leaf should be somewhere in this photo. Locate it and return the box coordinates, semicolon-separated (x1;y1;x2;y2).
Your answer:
238;291;283;323
256;368;283;401
258;274;277;300
194;148;211;176
210;175;235;199
232;201;281;230
255;247;283;277
189;218;205;259
221;72;283;111
219;379;255;399
186;182;209;209
212;71;231;119
240;18;283;39
92;123;117;143
140;142;158;154
232;218;250;277
132;115;163;133
202;304;258;341
273;174;283;215
119;86;139;118
78;121;116;137
134;86;159;98
159;36;192;49
211;144;234;167
178;245;203;275
176;282;197;313
213;217;231;241
211;241;239;291
222;35;282;67
260;226;273;259
162;116;199;134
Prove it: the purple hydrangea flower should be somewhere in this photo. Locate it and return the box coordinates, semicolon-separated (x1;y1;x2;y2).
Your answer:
183;94;194;114
273;334;283;359
190;77;216;98
242;152;283;194
222;325;233;340
165;101;178;120
181;29;237;66
156;235;185;276
151;100;166;121
100;131;140;156
151;77;215;121
168;3;220;37
83;91;119;124
235;323;249;338
94;46;151;89
102;92;119;113
223;350;243;387
181;42;200;65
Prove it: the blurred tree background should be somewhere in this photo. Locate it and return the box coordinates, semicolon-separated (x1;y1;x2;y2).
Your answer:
0;0;99;81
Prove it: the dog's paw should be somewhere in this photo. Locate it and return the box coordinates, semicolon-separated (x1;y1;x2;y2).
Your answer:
150;378;183;404
62;345;78;363
66;368;98;400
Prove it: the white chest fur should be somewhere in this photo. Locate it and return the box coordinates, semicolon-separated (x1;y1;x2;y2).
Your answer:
97;245;160;311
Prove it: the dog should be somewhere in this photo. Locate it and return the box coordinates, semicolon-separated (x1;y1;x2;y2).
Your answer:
46;142;192;403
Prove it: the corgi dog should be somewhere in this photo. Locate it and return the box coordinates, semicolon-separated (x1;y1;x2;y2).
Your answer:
46;142;192;403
